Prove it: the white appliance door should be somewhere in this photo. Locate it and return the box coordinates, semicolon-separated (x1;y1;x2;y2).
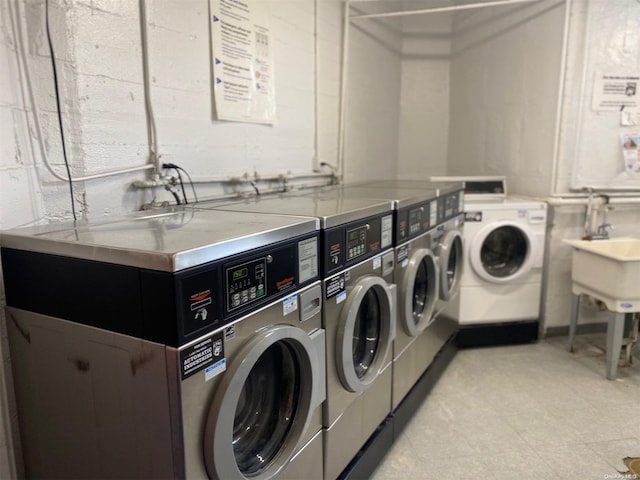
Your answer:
469;220;538;284
438;230;464;301
336;276;396;393
204;325;325;480
401;249;439;336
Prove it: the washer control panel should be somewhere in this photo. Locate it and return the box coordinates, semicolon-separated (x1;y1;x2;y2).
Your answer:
179;232;319;343
438;190;464;223
346;224;368;261
396;199;436;243
324;213;393;275
226;257;267;311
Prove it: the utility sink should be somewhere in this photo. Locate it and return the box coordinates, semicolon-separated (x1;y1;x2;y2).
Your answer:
564;237;640;312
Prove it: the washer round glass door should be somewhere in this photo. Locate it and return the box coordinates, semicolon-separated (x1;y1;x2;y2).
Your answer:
438;230;463;301
401;249;438;336
337;276;395;393
233;342;299;475
204;325;321;480
470;220;537;284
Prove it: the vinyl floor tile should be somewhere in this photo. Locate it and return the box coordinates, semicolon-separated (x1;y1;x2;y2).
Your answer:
370;334;640;479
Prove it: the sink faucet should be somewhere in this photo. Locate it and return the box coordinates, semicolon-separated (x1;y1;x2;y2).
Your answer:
583;192;613;240
592;223;613;240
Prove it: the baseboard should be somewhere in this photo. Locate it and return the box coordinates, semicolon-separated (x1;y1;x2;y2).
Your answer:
544;322;607;337
338;416;393;480
456;321;539;348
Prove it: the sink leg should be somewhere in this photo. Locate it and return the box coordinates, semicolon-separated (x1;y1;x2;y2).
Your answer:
568;293;579;352
605;312;625;380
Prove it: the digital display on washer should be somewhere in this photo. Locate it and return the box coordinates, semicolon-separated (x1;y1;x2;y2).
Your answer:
226;258;267;311
346;224;367;261
232;267;248;281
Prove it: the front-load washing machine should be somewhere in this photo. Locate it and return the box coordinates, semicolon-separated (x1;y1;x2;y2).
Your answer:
1;208;326;480
313;184;447;411
190;193;397;480
350;180;465;306
352;180;465;338
433;177;548;346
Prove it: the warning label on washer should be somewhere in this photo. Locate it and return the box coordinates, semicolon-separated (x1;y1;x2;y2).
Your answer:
397;245;409;265
282;293;298;316
205;359;226;382
326;273;345;299
180;332;224;380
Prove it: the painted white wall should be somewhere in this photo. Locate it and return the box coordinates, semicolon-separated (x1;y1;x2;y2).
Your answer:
554;0;640;192
543;0;640;331
397;13;452;179
343;15;402;182
447;0;565;197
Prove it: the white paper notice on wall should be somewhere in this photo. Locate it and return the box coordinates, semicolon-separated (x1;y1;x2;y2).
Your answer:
620;108;640;126
592;71;639;112
209;0;276;124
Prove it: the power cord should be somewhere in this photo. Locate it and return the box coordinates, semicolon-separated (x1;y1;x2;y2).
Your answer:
45;0;77;221
163;163;198;204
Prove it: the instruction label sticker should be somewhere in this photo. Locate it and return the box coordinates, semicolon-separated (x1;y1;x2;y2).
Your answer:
430;201;438;226
373;255;382;270
283;293;298;316
381;215;393;249
326;273;345;299
336;291;347;305
298;237;319;283
180;332;224;380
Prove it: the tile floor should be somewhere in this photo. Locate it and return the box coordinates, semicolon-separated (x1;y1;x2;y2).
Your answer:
371;333;640;480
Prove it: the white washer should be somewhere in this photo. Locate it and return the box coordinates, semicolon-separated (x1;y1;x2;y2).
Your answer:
453;197;547;325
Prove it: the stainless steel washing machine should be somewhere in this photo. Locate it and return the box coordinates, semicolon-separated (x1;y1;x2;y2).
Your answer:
308;185;444;411
1;208;326;480
190;193;397;480
350;180;465;349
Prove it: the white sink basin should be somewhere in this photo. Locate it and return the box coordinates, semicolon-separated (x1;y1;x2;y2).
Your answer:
564;237;640;312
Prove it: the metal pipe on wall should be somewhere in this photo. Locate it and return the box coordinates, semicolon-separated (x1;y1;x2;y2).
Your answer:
549;0;572;195
349;0;541;20
338;0;352;182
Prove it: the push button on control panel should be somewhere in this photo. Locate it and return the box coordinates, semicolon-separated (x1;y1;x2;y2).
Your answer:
227;257;267;312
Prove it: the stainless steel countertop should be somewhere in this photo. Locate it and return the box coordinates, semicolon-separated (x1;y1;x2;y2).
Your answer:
350;180;463;196
0;208;319;272
313;185;438;209
195;194;393;229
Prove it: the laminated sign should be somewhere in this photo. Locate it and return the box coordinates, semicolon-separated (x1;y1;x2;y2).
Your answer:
209;0;276;124
592;71;639;111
